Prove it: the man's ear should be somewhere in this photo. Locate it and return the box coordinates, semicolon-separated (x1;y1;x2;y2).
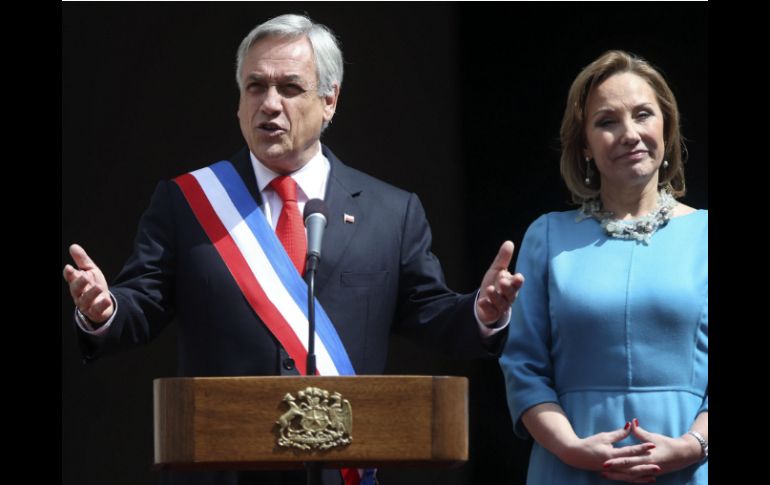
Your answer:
322;84;340;122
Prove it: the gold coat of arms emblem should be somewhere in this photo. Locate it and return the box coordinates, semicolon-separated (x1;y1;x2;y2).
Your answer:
276;386;353;450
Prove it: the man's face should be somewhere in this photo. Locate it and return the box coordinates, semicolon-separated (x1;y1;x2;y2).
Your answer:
237;35;338;174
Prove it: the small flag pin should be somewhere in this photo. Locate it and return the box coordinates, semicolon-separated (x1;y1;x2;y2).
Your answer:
344;213;355;224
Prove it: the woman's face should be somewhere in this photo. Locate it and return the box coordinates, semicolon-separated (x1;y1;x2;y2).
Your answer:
583;72;666;191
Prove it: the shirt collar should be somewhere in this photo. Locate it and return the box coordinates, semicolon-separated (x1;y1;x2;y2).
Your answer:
249;147;329;200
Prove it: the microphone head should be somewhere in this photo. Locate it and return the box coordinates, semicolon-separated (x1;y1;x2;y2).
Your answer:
303;198;328;226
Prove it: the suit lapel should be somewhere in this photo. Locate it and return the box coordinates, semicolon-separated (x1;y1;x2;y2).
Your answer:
315;148;361;291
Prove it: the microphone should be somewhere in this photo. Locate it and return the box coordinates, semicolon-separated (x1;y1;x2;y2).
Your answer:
303;199;328;272
302;199;328;378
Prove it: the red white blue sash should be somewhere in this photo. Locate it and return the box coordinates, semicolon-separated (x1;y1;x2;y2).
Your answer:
173;161;355;377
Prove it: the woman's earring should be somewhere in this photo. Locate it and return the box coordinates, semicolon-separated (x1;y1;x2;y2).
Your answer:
662;160;669;169
584;157;593;186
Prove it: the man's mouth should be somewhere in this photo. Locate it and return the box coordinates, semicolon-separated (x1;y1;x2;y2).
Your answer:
259;122;286;134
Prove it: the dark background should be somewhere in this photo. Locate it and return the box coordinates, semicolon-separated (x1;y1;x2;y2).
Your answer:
62;3;707;484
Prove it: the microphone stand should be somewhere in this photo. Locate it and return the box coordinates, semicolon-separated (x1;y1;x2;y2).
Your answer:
305;255;319;376
304;255;321;485
301;202;327;485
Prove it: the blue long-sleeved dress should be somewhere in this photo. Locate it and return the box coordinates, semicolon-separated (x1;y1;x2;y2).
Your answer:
500;209;708;484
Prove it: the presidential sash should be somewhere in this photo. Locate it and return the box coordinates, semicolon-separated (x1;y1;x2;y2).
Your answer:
174;160;354;376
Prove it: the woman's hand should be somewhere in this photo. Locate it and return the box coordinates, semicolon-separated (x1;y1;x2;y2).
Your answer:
559;422;658;476
601;419;703;483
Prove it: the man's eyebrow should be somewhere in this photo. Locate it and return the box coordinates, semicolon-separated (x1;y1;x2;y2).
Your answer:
281;74;304;83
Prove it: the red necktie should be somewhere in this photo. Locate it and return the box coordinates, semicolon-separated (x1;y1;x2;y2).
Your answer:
270;176;307;275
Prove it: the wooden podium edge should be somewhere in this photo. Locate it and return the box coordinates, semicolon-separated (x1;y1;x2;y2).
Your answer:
432;376;468;463
153;376;468;470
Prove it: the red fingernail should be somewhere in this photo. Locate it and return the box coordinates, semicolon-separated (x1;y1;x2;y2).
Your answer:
624;421;630;430
603;463;611;469
633;418;639;427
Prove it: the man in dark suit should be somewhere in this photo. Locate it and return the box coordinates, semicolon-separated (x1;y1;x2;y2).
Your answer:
63;13;524;485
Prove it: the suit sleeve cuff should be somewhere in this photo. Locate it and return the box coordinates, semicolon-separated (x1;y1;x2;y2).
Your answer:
474;289;511;338
75;291;117;337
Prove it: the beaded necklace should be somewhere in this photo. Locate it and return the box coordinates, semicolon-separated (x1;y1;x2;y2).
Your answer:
577;189;677;244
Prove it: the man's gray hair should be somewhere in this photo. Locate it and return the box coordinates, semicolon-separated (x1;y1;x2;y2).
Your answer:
235;14;344;98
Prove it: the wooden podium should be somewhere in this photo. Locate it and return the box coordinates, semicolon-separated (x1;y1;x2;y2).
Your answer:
154;376;468;471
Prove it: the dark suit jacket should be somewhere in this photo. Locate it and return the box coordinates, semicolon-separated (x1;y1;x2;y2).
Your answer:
78;145;505;484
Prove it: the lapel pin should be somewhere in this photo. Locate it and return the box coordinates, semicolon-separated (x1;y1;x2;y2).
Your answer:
343;213;355;224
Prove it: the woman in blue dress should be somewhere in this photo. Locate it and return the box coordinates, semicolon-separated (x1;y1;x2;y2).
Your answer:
500;50;707;484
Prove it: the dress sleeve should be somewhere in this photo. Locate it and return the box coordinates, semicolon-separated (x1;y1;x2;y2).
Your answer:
499;214;560;438
698;395;708;415
697;291;708;415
